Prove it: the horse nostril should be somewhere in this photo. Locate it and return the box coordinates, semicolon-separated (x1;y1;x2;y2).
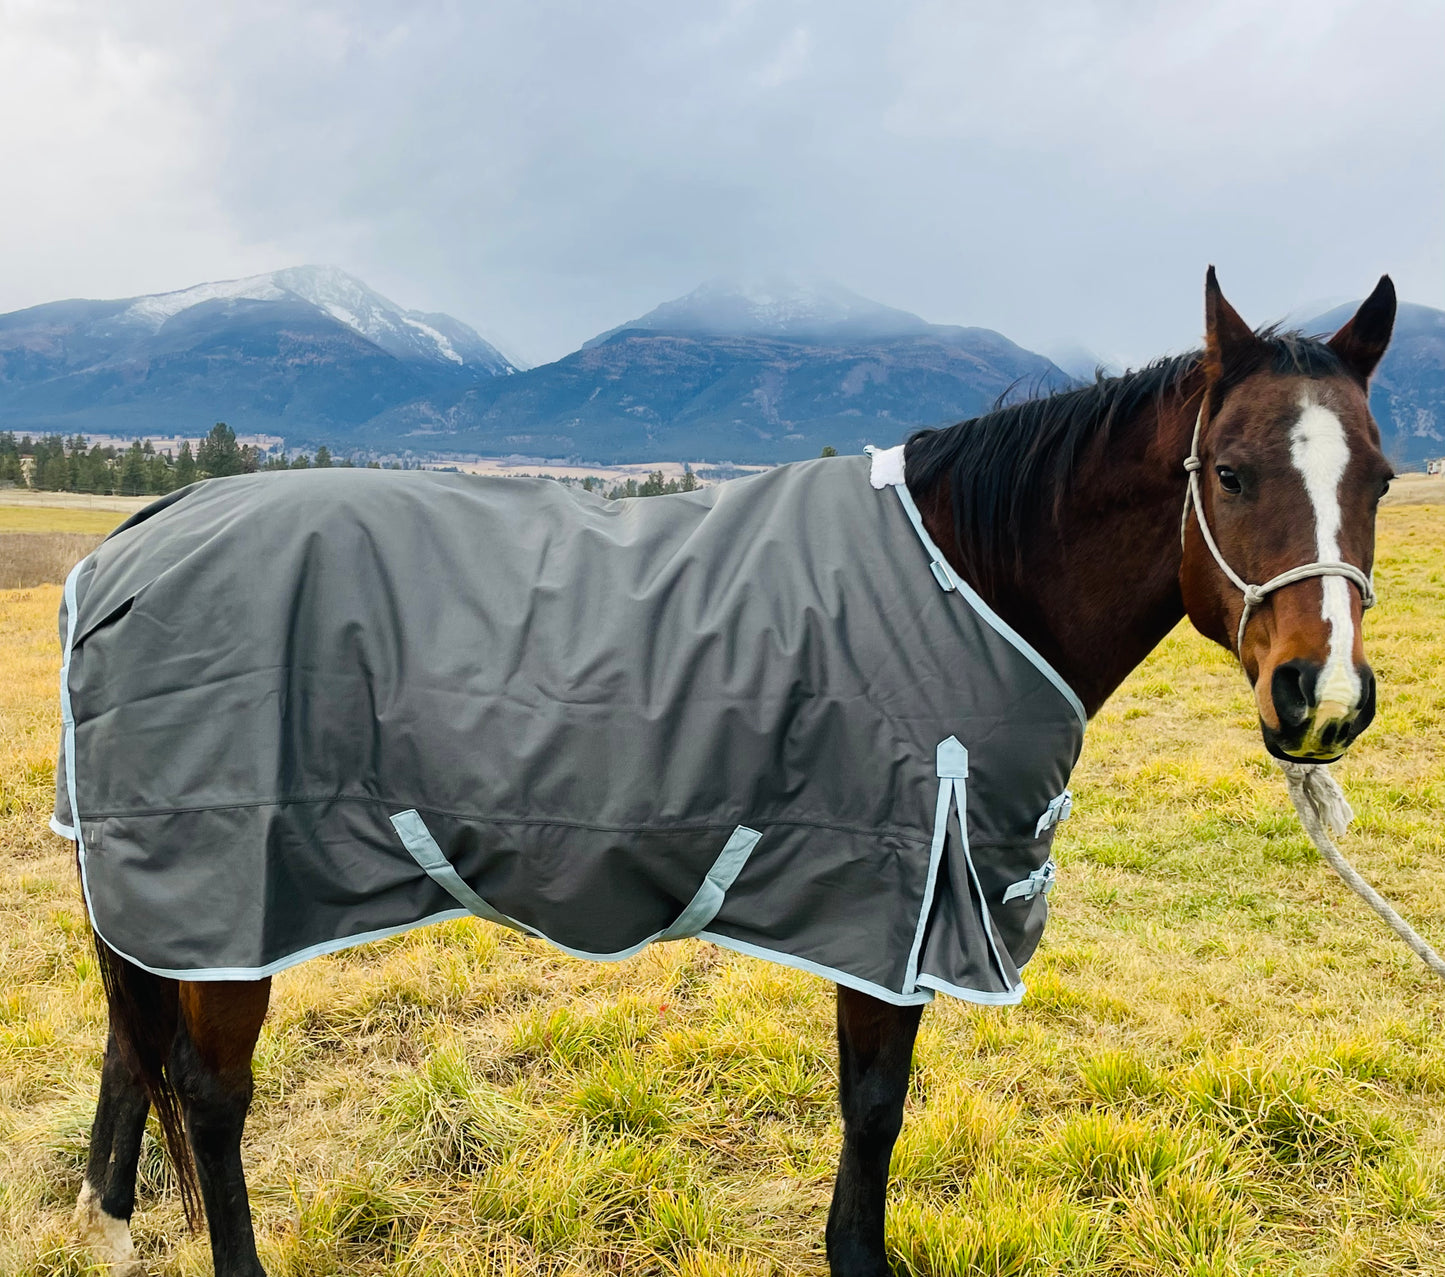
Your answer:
1270;660;1317;731
1349;665;1378;739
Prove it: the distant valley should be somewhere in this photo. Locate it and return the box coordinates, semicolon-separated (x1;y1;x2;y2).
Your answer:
1;270;1441;467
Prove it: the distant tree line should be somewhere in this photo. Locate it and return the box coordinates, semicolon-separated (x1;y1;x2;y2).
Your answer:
583;469;699;499
1;425;421;496
0;426;708;500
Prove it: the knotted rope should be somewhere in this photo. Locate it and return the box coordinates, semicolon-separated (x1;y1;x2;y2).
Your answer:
1279;759;1445;981
1177;405;1432;975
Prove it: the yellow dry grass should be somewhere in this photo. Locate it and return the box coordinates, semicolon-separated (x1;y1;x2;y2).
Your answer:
0;535;108;591
1;508;1443;1275
0;505;124;590
0;508;129;535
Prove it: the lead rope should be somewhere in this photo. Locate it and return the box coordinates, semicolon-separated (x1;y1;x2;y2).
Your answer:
1278;760;1445;981
1181;406;1441;978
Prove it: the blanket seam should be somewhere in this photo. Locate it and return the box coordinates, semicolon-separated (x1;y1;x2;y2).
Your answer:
76;795;934;845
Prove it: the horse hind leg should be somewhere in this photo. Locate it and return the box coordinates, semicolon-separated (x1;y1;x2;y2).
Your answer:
74;1027;153;1277
171;979;272;1277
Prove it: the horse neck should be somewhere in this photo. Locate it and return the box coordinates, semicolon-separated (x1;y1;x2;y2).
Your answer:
915;389;1201;718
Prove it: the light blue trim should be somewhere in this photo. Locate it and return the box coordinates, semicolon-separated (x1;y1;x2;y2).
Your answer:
76;908;474;982
901;737;969;994
391;810;762;963
697;931;935;1007
959;809;1016;988
898;732;1017;1000
49;815;76;840
915;972;1026;1006
60;559;106;947
888;482;1088;730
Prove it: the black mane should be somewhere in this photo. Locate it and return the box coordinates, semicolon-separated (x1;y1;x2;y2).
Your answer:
903;329;1348;598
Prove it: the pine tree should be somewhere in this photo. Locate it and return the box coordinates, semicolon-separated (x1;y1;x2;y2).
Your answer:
314;446;332;468
147;451;173;495
40;454;71;491
175;441;197;487
76;445;111;494
119;443;148;496
0;432;19;485
197;423;242;478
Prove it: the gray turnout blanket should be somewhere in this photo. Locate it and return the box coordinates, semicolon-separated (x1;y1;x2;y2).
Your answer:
53;455;1086;1005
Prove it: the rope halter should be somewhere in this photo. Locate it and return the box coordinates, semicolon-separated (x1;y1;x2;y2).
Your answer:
1180;402;1376;656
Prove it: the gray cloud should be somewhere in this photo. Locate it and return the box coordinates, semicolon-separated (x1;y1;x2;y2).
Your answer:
2;0;1441;367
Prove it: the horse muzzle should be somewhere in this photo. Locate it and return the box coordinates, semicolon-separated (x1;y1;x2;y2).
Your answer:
1259;658;1377;763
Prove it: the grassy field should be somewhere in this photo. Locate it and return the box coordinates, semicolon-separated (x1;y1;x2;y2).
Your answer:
0;508;131;535
1;504;1443;1276
0;505;117;589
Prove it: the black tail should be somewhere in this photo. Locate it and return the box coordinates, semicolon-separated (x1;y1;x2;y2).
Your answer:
93;932;202;1228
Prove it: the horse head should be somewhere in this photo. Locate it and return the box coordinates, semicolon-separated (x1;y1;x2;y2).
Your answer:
1179;268;1396;762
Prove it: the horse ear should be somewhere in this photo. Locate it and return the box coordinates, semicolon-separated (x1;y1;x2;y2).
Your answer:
1203;265;1259;382
1327;275;1396;384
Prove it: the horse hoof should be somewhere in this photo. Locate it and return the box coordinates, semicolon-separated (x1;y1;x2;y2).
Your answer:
73;1180;144;1275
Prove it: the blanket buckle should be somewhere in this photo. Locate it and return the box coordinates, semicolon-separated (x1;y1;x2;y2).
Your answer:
1002;859;1057;904
1034;790;1073;837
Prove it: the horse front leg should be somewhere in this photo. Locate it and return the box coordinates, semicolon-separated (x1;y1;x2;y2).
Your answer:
826;986;923;1277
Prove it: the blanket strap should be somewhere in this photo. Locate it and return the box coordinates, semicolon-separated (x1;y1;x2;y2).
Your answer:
390;809;519;931
389;810;761;958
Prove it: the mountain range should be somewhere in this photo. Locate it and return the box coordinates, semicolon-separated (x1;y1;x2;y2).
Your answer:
1;269;1441;466
386;279;1069;462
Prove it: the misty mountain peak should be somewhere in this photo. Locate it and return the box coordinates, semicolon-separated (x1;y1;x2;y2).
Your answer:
590;274;933;344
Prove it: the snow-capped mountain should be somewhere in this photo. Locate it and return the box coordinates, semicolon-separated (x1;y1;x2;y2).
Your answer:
586;275;934;345
0;268;515;442
117;266;514;373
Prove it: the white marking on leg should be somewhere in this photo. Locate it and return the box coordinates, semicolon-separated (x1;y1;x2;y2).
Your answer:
74;1176;141;1274
1288;394;1360;721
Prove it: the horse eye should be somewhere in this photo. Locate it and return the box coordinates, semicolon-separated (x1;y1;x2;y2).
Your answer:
1215;466;1242;495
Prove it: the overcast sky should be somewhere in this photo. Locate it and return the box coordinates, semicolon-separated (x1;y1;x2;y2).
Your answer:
2;0;1441;367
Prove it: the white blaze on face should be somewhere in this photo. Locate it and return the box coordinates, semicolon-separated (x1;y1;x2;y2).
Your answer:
1288;393;1361;717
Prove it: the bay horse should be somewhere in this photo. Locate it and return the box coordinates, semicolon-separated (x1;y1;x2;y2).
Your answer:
69;269;1395;1276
